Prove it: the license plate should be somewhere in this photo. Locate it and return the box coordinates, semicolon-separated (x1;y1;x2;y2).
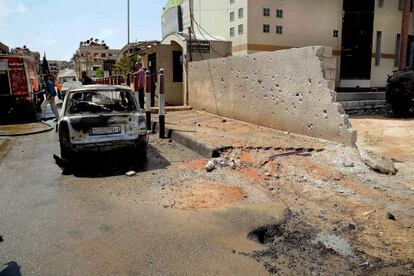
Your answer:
90;126;121;135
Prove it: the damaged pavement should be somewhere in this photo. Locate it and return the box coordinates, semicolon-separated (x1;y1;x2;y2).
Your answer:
1;108;413;275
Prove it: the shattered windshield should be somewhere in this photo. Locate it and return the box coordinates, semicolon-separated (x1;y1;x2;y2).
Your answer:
67;90;137;115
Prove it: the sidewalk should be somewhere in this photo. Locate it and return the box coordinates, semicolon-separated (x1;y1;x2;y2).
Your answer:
153;110;327;158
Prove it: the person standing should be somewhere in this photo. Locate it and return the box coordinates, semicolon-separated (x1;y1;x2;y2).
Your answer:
81;71;93;85
41;75;59;121
133;62;145;109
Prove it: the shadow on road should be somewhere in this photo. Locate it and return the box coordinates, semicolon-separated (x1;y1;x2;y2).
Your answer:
0;114;38;126
0;261;22;276
54;145;171;178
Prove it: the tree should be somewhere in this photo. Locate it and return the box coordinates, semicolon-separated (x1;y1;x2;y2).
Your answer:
42;53;50;75
95;67;104;78
114;53;137;77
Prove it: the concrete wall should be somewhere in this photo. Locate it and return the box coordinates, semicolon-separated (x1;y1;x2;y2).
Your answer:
188;46;356;146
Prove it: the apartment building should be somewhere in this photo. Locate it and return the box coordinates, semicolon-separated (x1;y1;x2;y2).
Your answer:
176;0;411;89
72;39;120;79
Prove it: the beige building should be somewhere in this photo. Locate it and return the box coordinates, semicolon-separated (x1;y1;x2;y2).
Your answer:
48;60;74;77
72;40;120;79
174;0;410;89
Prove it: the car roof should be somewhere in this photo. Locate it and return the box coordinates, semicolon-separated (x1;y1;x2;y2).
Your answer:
68;85;133;93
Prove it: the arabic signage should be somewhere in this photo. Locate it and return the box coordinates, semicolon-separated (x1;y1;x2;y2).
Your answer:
188;40;211;53
7;57;28;95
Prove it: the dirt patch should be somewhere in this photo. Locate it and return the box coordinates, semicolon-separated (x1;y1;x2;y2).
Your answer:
244;210;414;275
184;159;207;170
351;117;414;162
239;169;267;181
0;138;11;162
175;182;245;209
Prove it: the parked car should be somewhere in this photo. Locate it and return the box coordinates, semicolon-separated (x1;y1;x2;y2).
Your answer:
58;85;148;160
386;68;414;116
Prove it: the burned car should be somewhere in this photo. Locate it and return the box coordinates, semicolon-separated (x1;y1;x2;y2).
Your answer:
58;85;148;160
386;69;414;116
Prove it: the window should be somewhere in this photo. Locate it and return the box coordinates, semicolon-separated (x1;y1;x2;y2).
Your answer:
230;27;235;37
263;8;270;16
230;11;235;21
172;51;183;82
101;53;106;58
276;26;283;34
238;8;243;18
68;90;136;115
395;34;401;66
230;0;234;4
238;24;243;34
375;31;382;65
333;30;339;38
263;24;270;33
378;0;384;7
276;9;283;18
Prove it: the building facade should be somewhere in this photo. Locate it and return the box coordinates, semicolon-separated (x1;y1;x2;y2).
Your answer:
0;42;9;54
48;60;74;78
72;40;120;79
175;0;411;89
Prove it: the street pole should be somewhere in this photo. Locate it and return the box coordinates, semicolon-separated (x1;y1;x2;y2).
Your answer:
159;68;165;139
127;0;130;44
400;0;411;70
145;70;152;131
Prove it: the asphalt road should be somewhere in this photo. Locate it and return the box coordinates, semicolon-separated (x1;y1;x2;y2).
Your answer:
0;128;272;275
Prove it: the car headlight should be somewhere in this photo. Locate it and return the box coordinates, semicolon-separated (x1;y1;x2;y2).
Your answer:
138;116;145;124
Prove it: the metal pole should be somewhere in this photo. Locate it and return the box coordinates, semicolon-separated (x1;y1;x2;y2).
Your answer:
127;0;130;44
400;0;411;70
159;68;165;139
145;70;152;131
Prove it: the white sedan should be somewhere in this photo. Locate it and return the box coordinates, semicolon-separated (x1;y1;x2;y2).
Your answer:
58;85;148;160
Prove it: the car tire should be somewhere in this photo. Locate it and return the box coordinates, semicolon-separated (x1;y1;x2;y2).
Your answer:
391;97;410;117
59;123;73;160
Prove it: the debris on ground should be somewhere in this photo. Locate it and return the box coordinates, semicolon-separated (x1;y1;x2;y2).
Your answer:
205;157;241;172
387;212;396;221
126;171;137;177
359;149;397;175
205;160;216;172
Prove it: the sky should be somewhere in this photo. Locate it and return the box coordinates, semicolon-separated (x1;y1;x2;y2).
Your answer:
0;0;166;60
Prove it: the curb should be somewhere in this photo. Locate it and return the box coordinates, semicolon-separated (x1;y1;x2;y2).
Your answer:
0;121;54;137
153;122;221;158
150;106;192;114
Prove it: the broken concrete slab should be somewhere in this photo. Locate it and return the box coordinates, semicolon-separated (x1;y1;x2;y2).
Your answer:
359;149;397;175
188;46;356;146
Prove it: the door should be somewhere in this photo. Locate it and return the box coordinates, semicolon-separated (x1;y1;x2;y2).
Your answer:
340;0;375;80
0;59;10;95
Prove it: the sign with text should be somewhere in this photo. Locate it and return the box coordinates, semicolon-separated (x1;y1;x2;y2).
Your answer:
188;40;211;53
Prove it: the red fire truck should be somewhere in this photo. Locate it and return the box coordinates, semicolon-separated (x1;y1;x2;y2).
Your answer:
0;55;40;115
